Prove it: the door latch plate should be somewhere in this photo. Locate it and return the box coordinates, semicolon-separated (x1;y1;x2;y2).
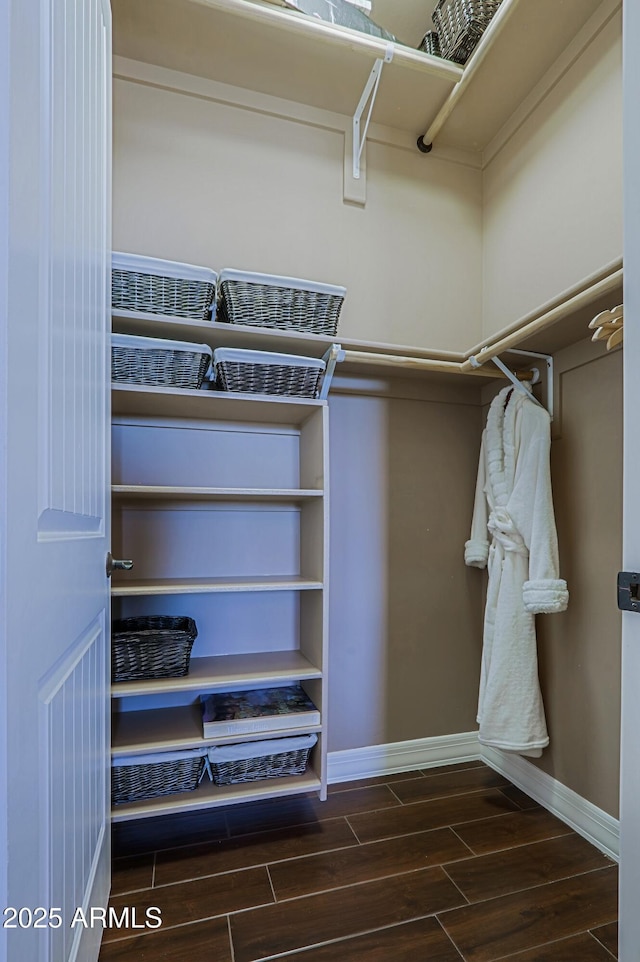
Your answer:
618;571;640;611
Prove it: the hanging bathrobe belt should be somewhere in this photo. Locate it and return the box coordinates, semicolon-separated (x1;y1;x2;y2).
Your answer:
487;508;528;556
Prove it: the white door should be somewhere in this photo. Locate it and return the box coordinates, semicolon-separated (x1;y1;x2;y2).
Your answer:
619;1;640;959
0;0;112;960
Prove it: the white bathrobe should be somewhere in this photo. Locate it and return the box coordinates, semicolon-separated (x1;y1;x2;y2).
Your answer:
465;386;568;757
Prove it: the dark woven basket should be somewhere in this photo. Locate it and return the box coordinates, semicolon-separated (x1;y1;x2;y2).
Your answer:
111;339;212;390
419;30;441;57
214;359;323;398
218;278;344;336
112;269;215;320
112;754;205;804
112;616;198;682
432;0;501;64
210;746;312;786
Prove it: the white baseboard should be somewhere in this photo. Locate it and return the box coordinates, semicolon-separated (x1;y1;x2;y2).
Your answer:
481;745;620;861
327;731;481;785
327;733;620;862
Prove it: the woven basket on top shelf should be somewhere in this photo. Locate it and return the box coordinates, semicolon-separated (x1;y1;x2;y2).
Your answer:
217;269;345;336
112;750;207;805
111;334;212;390
208;734;317;786
432;0;502;64
112;252;217;321
112;616;198;682
213;348;325;398
419;30;441;57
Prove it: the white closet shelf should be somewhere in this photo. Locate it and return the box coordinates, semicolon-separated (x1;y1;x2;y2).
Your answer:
112;310;464;364
112;383;325;425
112;649;322;697
112;704;322;755
111;0;608;150
110;575;324;596
111;769;321;822
112;484;323;502
112;0;460;137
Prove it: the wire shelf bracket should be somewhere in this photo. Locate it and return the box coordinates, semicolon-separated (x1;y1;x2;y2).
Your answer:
353;44;394;181
468;348;554;419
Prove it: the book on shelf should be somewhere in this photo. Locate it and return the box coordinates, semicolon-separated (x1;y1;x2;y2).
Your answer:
200;685;320;737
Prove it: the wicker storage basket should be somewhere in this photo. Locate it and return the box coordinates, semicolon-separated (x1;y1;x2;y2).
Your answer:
419;30;441;57
112;252;217;320
112;749;208;805
112;616;198;682
213;348;325;398
208;734;317;786
112;334;213;390
217;269;345;336
432;0;501;64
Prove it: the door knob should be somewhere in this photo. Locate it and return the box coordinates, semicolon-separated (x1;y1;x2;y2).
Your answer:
106;553;134;578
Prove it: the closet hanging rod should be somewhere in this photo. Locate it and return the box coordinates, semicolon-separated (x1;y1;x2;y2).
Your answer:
460;267;624;373
341;350;533;379
417;0;522;153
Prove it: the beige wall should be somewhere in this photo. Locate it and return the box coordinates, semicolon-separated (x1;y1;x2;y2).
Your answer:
535;343;622;818
112;75;483;352
482;9;622;339
327;377;483;751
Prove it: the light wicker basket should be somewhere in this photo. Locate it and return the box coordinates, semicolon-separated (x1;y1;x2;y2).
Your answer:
112;252;217;320
208;734;317;786
419;30;441;57
112;616;198;682
432;0;502;64
217;269;345;336
213;348;325;398
112;749;208;805
111;334;213;390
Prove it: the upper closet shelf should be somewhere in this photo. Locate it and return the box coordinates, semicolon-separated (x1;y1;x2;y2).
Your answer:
111;0;609;151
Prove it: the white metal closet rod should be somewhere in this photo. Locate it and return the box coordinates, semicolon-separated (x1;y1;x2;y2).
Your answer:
461;266;624;372
417;0;522;152
342;350;531;379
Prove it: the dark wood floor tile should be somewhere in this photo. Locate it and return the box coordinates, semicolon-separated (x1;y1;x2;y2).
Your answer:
420;761;486;776
102;868;273;943
226;784;399;837
111;854;155;896
230;866;467;962
269;827;472;900
112;808;228;857
452;807;572;855
155;817;358;887
438;866;618;962
329;762;485;794
328;771;425;793
348;789;519;843
98;916;232;961
499;785;541;810
444;834;613;903
591;920;618;956
271;917;464;962
391;766;509;804
495;931;617;961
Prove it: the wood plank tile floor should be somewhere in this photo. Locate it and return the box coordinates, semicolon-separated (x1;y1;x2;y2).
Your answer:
99;761;618;961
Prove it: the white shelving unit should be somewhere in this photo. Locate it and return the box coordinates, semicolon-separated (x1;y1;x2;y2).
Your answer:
110;380;329;821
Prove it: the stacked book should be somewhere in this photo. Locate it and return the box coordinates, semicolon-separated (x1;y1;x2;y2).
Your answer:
201;685;320;737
